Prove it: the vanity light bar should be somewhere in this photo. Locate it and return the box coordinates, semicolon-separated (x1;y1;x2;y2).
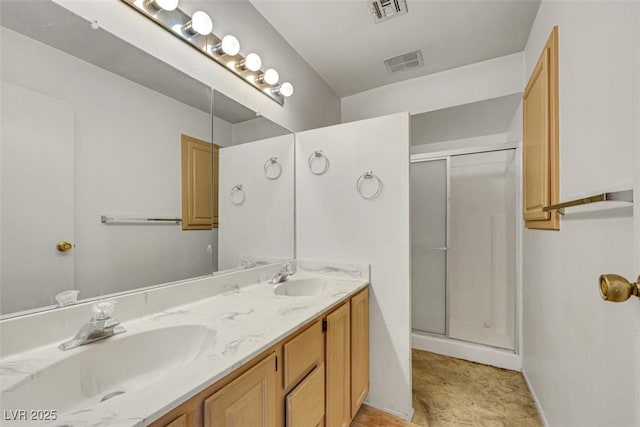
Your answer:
121;0;293;105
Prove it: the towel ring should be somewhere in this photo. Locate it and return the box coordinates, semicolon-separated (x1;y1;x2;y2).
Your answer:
230;184;246;205
264;157;282;180
356;172;383;200
308;150;330;175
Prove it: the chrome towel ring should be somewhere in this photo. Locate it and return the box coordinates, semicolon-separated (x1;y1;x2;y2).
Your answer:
308;150;330;175
264;157;282;180
356;171;383;200
230;184;246;205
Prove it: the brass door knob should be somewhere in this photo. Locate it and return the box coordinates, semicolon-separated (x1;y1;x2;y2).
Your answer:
56;240;73;252
599;274;640;302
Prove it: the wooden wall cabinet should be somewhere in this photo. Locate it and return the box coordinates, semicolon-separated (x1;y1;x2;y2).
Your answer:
523;26;560;230
181;134;219;230
150;287;369;427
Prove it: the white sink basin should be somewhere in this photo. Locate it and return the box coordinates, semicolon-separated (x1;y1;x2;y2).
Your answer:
1;324;215;414
274;278;337;297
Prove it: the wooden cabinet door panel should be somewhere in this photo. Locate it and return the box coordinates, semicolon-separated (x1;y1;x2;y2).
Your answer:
286;365;325;427
181;134;219;230
325;302;351;427
283;320;323;391
523;26;560;230
523;52;551;221
204;353;277;427
350;288;369;418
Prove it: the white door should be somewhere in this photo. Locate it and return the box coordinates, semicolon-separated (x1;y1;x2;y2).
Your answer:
0;82;75;314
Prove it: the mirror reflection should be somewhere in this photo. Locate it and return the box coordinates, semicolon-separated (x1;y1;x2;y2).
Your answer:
0;0;293;318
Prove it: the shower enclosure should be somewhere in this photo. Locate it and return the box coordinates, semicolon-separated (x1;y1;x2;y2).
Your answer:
411;148;518;360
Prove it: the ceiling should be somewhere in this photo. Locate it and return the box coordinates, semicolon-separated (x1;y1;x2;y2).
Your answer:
251;0;540;97
410;93;522;146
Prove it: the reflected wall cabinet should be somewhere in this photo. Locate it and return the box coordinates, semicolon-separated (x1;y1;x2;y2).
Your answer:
181;134;219;230
523;26;560;230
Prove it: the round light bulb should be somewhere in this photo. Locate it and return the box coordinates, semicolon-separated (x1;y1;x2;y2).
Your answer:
279;82;294;97
220;35;240;56
190;11;213;35
244;53;262;71
263;68;279;85
152;0;179;11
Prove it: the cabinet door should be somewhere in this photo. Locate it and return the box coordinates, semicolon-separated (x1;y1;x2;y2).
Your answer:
286;365;325;427
350;288;369;418
325;302;351;427
523;26;559;230
204;353;277;427
181;134;219;230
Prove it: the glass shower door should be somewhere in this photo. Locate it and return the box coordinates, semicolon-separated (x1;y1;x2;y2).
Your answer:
411;159;448;335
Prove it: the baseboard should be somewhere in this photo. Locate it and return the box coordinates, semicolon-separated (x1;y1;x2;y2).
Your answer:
363;399;415;421
412;332;522;371
522;370;549;427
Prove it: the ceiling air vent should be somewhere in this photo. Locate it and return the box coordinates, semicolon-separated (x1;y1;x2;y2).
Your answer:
368;0;408;23
384;49;423;74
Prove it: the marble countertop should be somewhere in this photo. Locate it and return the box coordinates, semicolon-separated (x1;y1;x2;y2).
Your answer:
0;272;368;427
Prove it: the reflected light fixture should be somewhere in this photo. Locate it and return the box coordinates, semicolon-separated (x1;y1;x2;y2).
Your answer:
146;0;179;11
278;82;294;98
237;53;262;72
184;11;213;35
123;0;294;104
213;35;240;56
260;68;279;85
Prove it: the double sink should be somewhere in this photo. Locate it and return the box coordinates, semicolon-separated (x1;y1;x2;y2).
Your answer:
1;276;344;421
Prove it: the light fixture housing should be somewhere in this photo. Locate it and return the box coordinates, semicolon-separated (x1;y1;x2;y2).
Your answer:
278;82;294;98
147;0;179;11
213;35;240;56
237;53;262;72
261;68;279;85
184;11;212;36
122;0;291;104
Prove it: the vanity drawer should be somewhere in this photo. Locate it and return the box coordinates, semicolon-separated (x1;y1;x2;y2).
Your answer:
286;365;325;427
283;320;323;390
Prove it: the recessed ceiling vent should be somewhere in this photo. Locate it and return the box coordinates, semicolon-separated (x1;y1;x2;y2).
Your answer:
384;49;423;74
368;0;408;23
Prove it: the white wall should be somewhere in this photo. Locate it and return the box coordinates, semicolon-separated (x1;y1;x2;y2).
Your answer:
218;134;294;270
520;2;638;426
342;53;524;123
231;117;290;146
1;28;214;309
53;0;340;133
295;113;413;419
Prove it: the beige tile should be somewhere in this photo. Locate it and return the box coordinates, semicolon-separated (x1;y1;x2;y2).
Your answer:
411;350;542;427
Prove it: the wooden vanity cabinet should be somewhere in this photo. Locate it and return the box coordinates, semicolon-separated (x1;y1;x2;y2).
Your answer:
150;287;369;427
350;288;369;418
204;353;277;427
325;302;351;427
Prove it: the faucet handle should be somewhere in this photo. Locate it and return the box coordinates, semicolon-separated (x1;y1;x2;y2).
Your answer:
282;261;296;274
92;301;116;320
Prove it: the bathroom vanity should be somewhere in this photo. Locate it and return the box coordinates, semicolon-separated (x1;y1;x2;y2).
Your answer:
152;287;368;427
0;262;370;427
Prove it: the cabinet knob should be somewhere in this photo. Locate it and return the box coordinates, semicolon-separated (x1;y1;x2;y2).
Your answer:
599;274;639;302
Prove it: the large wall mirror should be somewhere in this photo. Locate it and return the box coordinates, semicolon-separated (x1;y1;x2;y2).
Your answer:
0;0;294;318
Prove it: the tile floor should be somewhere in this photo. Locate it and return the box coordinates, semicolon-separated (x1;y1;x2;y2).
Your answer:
352;349;542;427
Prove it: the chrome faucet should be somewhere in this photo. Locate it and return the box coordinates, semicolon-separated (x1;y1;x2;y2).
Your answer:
268;262;296;285
59;301;126;351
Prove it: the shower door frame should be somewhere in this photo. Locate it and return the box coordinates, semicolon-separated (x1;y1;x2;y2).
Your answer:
410;142;521;355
